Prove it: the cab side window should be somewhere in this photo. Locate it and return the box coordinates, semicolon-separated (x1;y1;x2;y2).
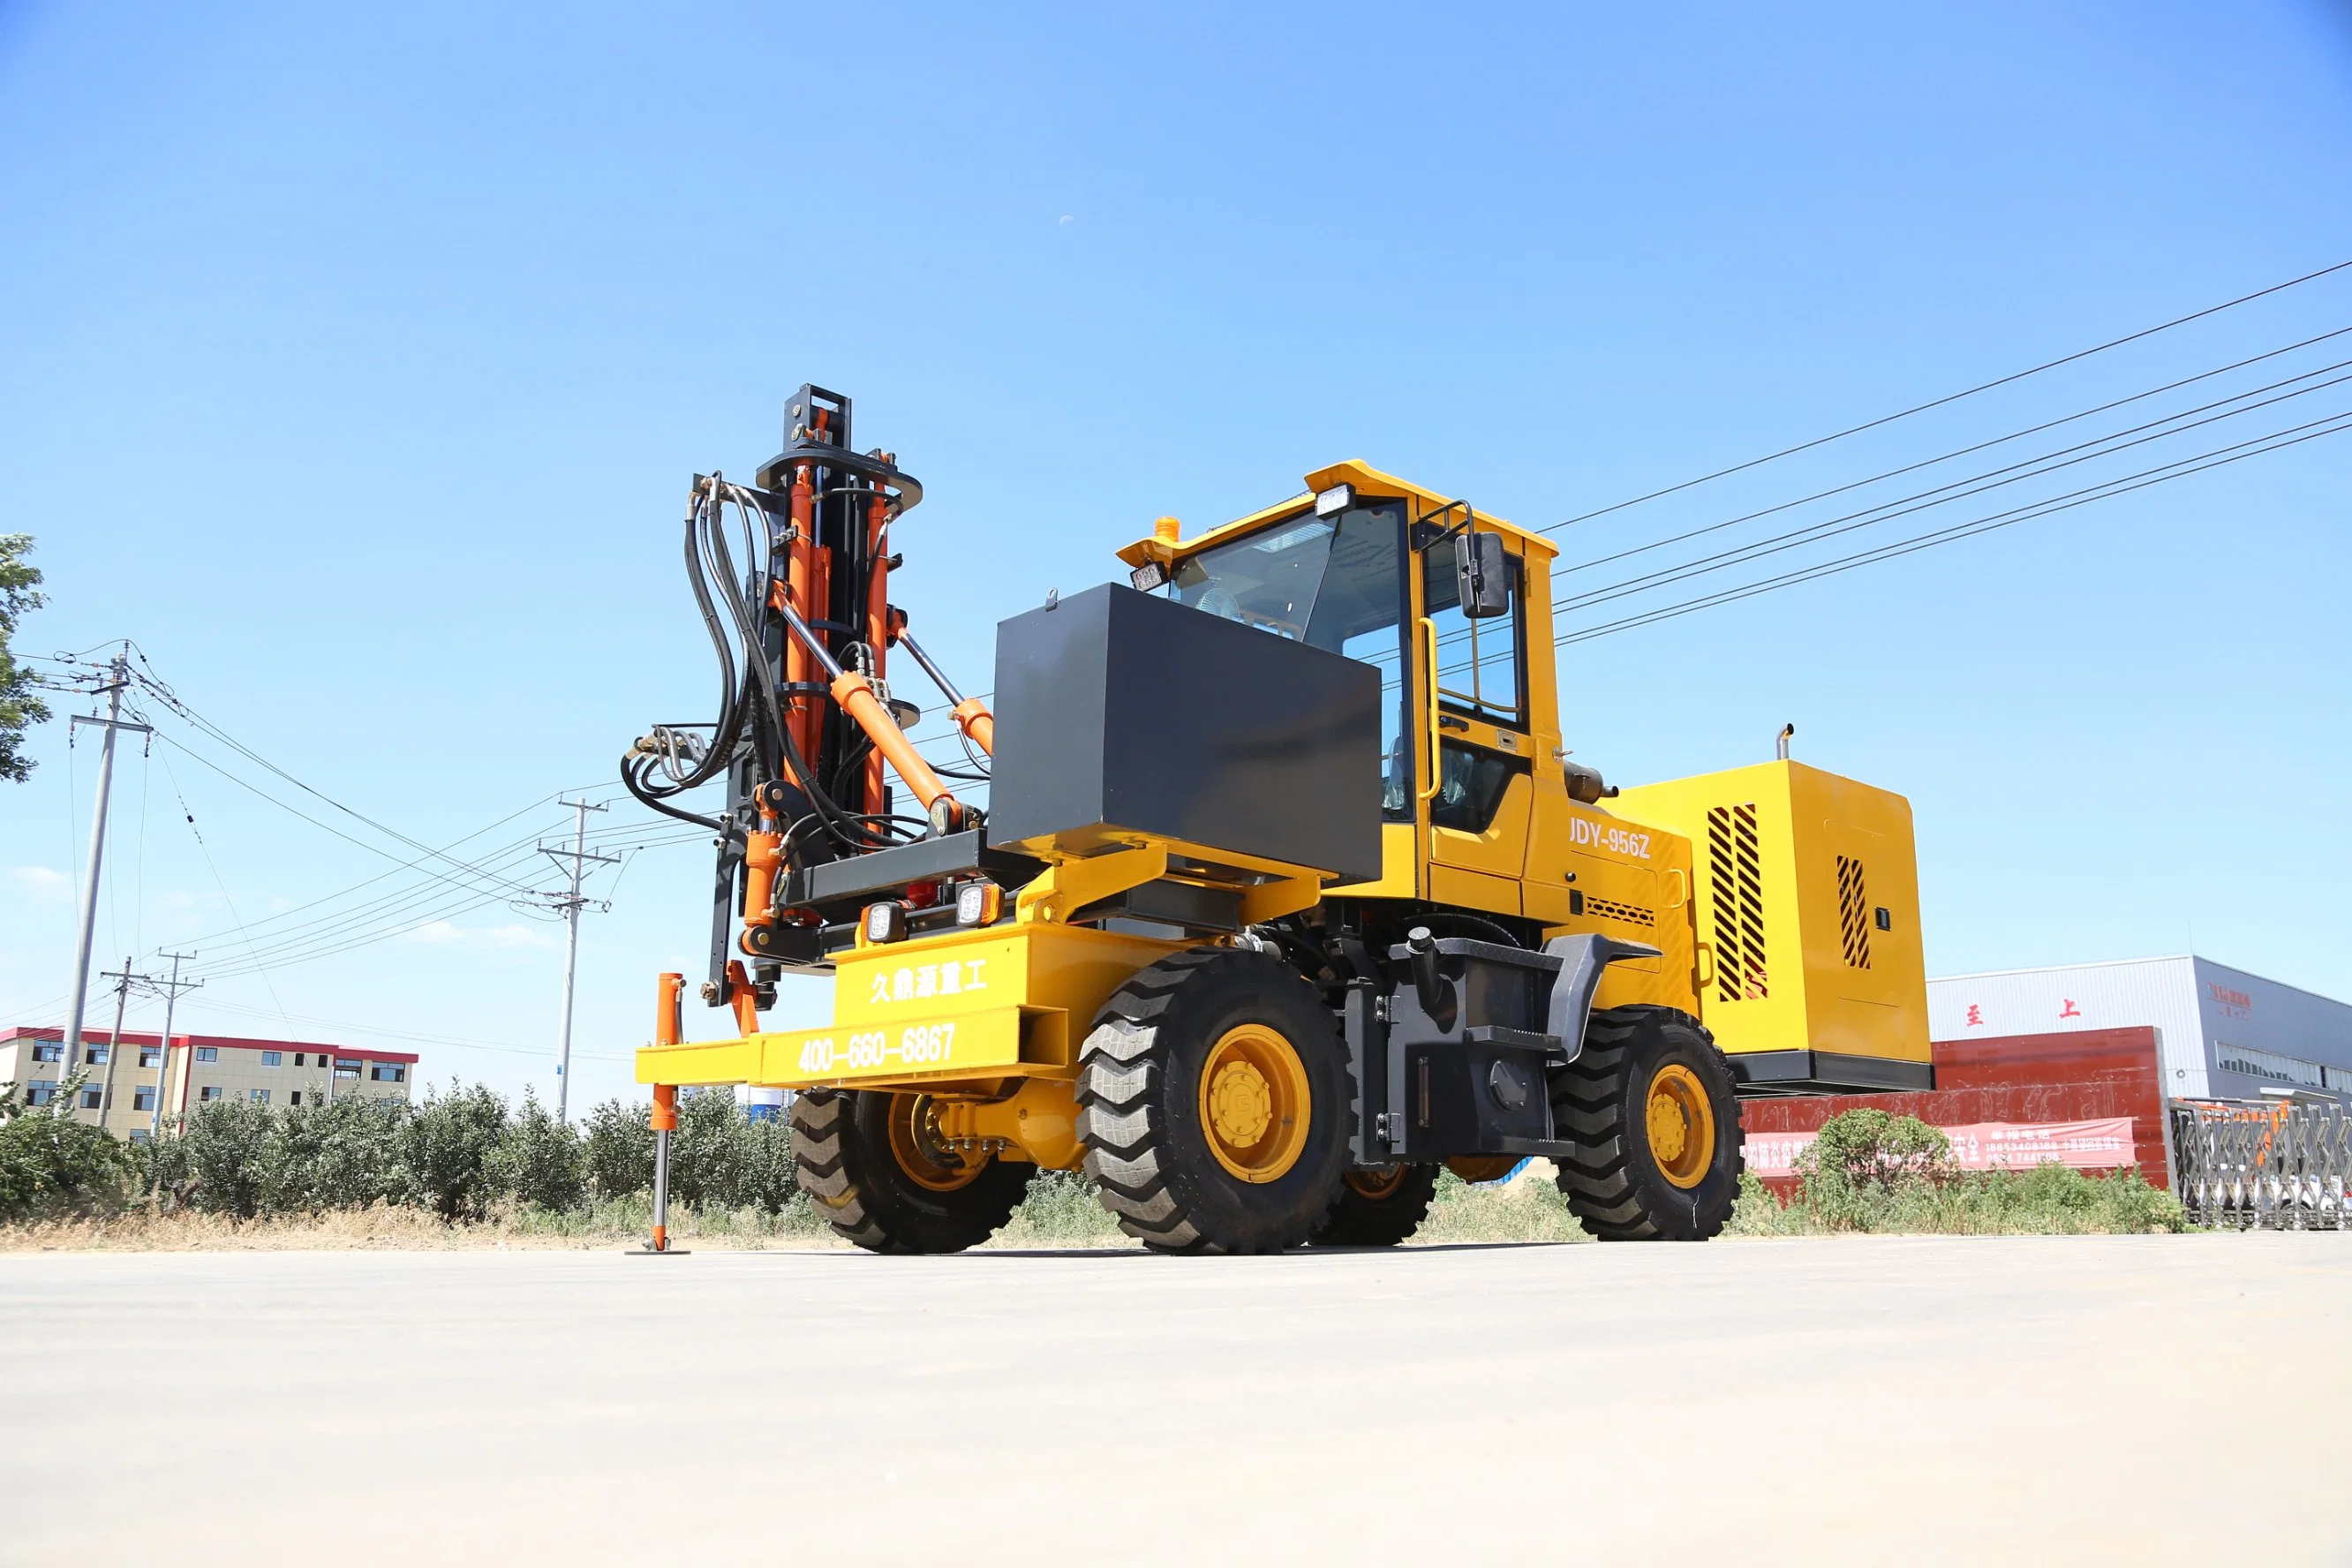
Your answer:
1421;535;1523;728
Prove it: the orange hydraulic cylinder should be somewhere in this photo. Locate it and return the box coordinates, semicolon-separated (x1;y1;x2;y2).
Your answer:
739;829;782;948
786;464;818;778
832;672;955;812
952;697;994;757
655;972;683;1047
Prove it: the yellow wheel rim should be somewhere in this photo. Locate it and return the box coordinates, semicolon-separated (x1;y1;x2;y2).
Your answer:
1197;1023;1311;1183
1645;1063;1715;1190
1345;1165;1408;1200
886;1093;983;1193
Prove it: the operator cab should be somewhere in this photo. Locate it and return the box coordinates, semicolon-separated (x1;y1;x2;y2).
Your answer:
1118;463;1566;905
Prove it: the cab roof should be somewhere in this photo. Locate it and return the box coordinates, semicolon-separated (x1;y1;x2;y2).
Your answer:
1116;460;1559;570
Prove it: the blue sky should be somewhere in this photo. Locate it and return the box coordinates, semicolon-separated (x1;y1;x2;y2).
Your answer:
4;2;2348;1112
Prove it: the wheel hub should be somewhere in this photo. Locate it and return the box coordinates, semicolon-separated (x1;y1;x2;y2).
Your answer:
886;1093;984;1193
1195;1023;1311;1184
1209;1060;1274;1148
1644;1063;1715;1190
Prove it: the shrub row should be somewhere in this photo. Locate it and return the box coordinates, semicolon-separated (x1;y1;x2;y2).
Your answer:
4;1082;2188;1238
1;1075;801;1224
1728;1107;2189;1234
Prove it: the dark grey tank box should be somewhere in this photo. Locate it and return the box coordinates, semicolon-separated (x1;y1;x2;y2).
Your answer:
988;584;1383;883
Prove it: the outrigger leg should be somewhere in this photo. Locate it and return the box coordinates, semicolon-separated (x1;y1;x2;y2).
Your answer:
630;975;690;1256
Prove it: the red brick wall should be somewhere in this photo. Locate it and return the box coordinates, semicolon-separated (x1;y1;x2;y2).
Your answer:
1738;1026;2170;1187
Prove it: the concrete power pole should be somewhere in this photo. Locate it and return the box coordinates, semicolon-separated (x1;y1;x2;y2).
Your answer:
541;798;616;1123
148;952;201;1142
61;646;151;1066
94;956;143;1127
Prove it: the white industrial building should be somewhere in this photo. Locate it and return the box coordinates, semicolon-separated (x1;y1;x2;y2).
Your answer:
1927;955;2352;1104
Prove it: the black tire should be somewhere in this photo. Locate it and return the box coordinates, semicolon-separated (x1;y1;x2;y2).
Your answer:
1549;1006;1742;1241
790;1087;1033;1255
1309;1165;1440;1248
1075;947;1353;1255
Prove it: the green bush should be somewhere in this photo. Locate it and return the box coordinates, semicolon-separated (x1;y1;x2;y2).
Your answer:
1730;1110;2190;1236
172;1095;277;1218
0;1074;139;1221
727;1110;803;1213
575;1093;803;1213
490;1089;585;1212
399;1081;509;1221
668;1088;749;1210
581;1097;653;1199
1795;1108;1952;1228
270;1094;406;1212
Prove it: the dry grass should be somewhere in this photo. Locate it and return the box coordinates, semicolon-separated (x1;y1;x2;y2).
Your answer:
0;1199;852;1254
19;1157;2176;1253
0;1169;1594;1254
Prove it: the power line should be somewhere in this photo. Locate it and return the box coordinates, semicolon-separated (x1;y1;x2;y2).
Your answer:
1553;324;2352;581
180;826;706;982
128;662;544;899
1552;364;2352;619
162;793;577;947
144;725;543;902
152;747;298;1036
1536;257;2352;536
1553;409;2352;646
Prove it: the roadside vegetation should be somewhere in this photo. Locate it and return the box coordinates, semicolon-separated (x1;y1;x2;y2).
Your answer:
3;1082;2182;1248
1724;1108;2188;1236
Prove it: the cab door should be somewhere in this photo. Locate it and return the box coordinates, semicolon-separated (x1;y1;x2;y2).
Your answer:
1410;516;1534;916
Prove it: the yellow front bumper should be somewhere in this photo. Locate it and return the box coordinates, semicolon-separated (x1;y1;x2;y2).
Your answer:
634;920;1194;1092
637;1005;1026;1089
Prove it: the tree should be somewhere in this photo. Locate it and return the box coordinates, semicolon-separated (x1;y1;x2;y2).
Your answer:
270;1094;405;1211
173;1096;276;1219
398;1080;509;1221
489;1088;585;1211
581;1097;652;1200
0;1071;138;1221
0;534;49;783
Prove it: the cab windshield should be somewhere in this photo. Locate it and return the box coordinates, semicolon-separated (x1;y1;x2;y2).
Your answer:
1165;501;1404;653
1163;501;1411;816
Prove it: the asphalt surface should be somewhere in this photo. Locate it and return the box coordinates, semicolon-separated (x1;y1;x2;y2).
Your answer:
5;1235;2348;1565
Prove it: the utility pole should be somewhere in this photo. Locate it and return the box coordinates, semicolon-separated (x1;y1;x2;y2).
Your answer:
540;798;616;1123
94;956;142;1128
61;646;150;1066
147;952;201;1142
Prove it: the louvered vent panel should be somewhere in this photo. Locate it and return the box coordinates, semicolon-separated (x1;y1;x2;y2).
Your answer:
1836;854;1873;969
1584;896;1655;928
1707;803;1768;1000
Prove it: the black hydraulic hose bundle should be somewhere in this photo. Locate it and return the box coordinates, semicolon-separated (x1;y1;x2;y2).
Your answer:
622;475;926;865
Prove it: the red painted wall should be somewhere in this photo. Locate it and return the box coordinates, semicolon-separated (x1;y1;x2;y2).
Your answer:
1738;1026;2170;1187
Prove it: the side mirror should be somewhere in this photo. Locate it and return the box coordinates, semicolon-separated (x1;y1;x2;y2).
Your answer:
1456;532;1512;620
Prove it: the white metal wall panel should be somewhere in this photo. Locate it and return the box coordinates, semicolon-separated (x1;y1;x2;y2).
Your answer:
2192;958;2352;1099
1929;956;2352;1104
1926;957;2208;1096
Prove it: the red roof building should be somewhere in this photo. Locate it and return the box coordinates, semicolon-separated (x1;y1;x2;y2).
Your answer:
2;1027;418;1141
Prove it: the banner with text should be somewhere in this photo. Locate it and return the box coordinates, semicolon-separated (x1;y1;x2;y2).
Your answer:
1743;1118;2137;1178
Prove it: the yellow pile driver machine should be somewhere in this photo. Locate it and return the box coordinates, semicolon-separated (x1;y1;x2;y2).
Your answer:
625;386;1932;1255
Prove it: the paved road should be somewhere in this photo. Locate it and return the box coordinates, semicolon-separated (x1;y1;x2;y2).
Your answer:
4;1235;2348;1565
